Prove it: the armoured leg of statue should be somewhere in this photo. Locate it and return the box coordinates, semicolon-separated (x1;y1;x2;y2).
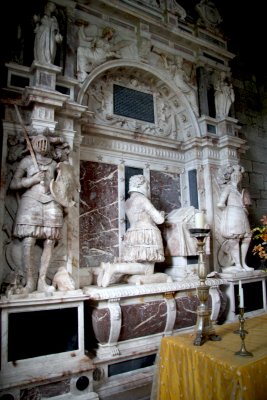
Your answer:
37;239;56;292
241;237;254;270
97;266;104;287
100;262;155;288
126;273;173;285
228;239;243;270
100;262;113;288
22;237;37;293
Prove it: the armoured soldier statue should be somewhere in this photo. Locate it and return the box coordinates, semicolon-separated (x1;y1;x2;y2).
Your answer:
10;133;77;293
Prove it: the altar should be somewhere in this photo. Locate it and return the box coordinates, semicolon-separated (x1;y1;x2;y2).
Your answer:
151;313;267;400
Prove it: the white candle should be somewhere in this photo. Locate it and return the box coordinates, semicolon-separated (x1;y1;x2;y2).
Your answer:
195;212;205;229
239;288;244;308
238;280;244;308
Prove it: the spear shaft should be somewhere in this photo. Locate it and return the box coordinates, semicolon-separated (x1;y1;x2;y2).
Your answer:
14;104;40;172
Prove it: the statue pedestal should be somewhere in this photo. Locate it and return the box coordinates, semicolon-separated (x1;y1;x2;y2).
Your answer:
0;281;227;398
31;61;62;90
0;291;90;393
219;271;267;321
22;63;69;132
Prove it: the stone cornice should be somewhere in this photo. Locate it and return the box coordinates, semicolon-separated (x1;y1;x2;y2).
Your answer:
0;289;85;309
81;132;185;164
217;135;248;150
76;0;235;63
22;86;69;107
57;101;88;119
81;128;248;165
82;278;228;300
82;123;183;149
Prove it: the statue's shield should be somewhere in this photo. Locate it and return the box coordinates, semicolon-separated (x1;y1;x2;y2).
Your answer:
50;162;80;208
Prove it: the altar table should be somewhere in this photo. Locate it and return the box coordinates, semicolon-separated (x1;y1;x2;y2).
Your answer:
151;313;267;400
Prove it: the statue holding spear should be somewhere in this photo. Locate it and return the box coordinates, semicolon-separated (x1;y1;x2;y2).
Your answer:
9;106;77;293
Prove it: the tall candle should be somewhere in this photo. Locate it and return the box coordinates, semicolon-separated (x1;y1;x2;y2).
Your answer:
239;288;244;308
238;280;244;308
195;212;205;229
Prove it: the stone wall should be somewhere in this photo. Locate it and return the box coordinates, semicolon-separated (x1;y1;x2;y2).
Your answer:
233;71;267;225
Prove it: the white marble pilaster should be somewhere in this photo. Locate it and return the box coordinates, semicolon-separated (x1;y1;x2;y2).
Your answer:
164;293;177;335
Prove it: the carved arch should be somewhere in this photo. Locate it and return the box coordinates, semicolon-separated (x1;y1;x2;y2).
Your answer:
77;59;201;141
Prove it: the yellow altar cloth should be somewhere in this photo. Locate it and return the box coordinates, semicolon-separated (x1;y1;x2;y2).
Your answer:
151;313;267;400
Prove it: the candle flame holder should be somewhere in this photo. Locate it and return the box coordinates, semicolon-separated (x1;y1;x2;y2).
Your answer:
189;228;221;346
234;307;253;357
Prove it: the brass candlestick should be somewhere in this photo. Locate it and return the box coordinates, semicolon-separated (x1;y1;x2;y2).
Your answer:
189;228;221;346
234;307;253;357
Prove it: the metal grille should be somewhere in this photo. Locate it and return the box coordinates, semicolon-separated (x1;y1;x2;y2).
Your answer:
113;84;154;123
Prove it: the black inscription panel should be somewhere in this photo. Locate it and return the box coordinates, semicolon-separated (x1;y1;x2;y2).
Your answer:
113;84;154;123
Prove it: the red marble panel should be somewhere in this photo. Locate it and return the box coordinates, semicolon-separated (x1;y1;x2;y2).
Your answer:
119;301;167;341
150;170;181;269
150;170;181;214
91;308;111;344
174;294;215;329
80;161;119;268
174;295;198;329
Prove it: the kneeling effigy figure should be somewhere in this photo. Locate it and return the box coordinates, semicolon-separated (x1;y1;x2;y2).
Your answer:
97;174;172;287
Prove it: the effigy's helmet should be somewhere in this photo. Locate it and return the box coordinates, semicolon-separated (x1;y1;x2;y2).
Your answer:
32;135;50;154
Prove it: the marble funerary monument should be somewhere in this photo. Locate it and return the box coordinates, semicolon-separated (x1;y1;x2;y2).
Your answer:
0;1;266;399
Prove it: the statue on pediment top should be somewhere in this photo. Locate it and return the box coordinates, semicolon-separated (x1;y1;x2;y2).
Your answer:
33;1;63;65
195;0;222;32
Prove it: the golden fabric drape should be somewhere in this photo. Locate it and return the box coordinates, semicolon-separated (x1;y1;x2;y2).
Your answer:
152;314;267;400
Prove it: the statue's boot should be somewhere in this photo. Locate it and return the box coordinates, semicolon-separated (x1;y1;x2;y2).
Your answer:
127;273;173;285
241;237;254;271
228;239;243;270
22;237;36;293
37;239;56;293
101;263;113;288
97;264;105;287
101;262;155;287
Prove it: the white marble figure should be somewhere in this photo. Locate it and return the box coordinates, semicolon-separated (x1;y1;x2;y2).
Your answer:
33;1;63;65
97;175;172;287
170;56;199;116
9;133;76;293
214;71;235;119
77;25;120;82
217;164;254;272
166;0;187;20
164;206;210;257
156;98;175;137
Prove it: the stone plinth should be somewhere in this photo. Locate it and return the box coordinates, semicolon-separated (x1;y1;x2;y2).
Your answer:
218;270;267;321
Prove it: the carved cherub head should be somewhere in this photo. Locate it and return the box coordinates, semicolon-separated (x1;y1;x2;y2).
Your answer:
102;26;115;40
